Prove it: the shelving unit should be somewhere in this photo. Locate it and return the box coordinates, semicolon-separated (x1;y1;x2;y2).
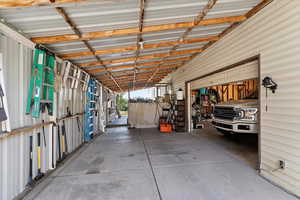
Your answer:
175;100;185;132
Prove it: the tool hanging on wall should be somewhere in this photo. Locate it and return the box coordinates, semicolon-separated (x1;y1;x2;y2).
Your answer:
0;54;11;132
26;47;55;118
57;124;62;162
28;135;33;185
76;116;81;132
62;120;68;157
0;84;7;122
52;125;55;169
60;124;66;159
35;132;44;181
41;120;47;146
84;78;97;142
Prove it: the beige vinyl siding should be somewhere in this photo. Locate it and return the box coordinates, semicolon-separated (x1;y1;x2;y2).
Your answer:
190;60;258;90
167;0;300;196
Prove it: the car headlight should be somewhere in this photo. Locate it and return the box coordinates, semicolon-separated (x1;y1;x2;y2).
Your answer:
235;108;257;120
236;109;245;119
243;108;258;120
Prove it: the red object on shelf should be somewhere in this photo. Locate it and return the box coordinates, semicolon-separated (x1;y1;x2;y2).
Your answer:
160;124;172;133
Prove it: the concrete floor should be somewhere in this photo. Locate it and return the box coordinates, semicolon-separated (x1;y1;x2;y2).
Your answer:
108;115;128;126
24;127;297;200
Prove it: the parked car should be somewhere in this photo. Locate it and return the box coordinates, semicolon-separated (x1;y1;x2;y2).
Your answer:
212;99;258;135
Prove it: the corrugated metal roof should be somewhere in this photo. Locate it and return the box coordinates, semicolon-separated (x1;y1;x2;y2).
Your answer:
0;0;262;91
144;0;207;26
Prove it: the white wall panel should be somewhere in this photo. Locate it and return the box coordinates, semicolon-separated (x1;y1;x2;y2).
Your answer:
128;103;160;128
167;0;300;196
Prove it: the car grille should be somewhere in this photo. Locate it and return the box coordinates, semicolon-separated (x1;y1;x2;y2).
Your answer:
213;106;236;120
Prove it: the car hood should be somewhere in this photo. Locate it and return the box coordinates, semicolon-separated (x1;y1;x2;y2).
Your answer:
216;99;258;108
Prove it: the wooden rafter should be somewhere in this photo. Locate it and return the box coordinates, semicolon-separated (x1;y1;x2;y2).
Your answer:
144;0;218;87
98;76;165;85
245;0;274;18
102;71;170;80
133;0;146;90
112;86;148;92
98;68;174;80
99;69;174;82
105;81;161;89
78;48;203;68
0;0;94;8
31;16;246;44
102;76;165;85
99;69;174;81
55;7;123;92
105;79;164;88
87;57;188;73
112;82;161;91
59;36;218;59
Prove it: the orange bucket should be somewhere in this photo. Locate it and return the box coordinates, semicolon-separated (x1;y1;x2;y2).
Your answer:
160;124;172;133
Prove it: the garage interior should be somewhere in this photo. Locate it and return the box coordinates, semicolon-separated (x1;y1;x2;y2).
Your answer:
0;0;299;200
189;58;260;169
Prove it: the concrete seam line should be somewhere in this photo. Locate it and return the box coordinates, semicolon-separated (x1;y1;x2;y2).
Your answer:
139;129;163;200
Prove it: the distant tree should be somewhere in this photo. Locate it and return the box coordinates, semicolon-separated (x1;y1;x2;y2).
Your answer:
116;94;128;111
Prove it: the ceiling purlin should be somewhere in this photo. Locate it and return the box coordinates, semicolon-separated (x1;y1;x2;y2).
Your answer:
59;36;218;60
31;15;246;44
78;48;203;68
87;56;190;74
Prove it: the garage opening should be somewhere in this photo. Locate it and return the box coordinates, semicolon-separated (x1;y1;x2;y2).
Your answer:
187;58;260;169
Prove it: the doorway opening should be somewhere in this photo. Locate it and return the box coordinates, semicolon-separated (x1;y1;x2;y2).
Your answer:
108;93;128;127
186;57;260;169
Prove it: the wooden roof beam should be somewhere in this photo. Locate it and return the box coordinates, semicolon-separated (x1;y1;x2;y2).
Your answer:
60;36;218;59
96;70;175;82
113;86;148;92
87;57;189;73
31;16;246;44
0;0;95;8
245;0;274;18
96;63;178;77
102;76;165;85
105;79;163;88
79;48;203;68
99;69;174;81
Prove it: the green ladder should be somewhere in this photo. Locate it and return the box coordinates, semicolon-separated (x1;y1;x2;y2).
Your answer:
26;48;55;118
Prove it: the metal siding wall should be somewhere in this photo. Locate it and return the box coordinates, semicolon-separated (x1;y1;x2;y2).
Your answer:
0;34;107;199
0;34;38;200
169;0;300;196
